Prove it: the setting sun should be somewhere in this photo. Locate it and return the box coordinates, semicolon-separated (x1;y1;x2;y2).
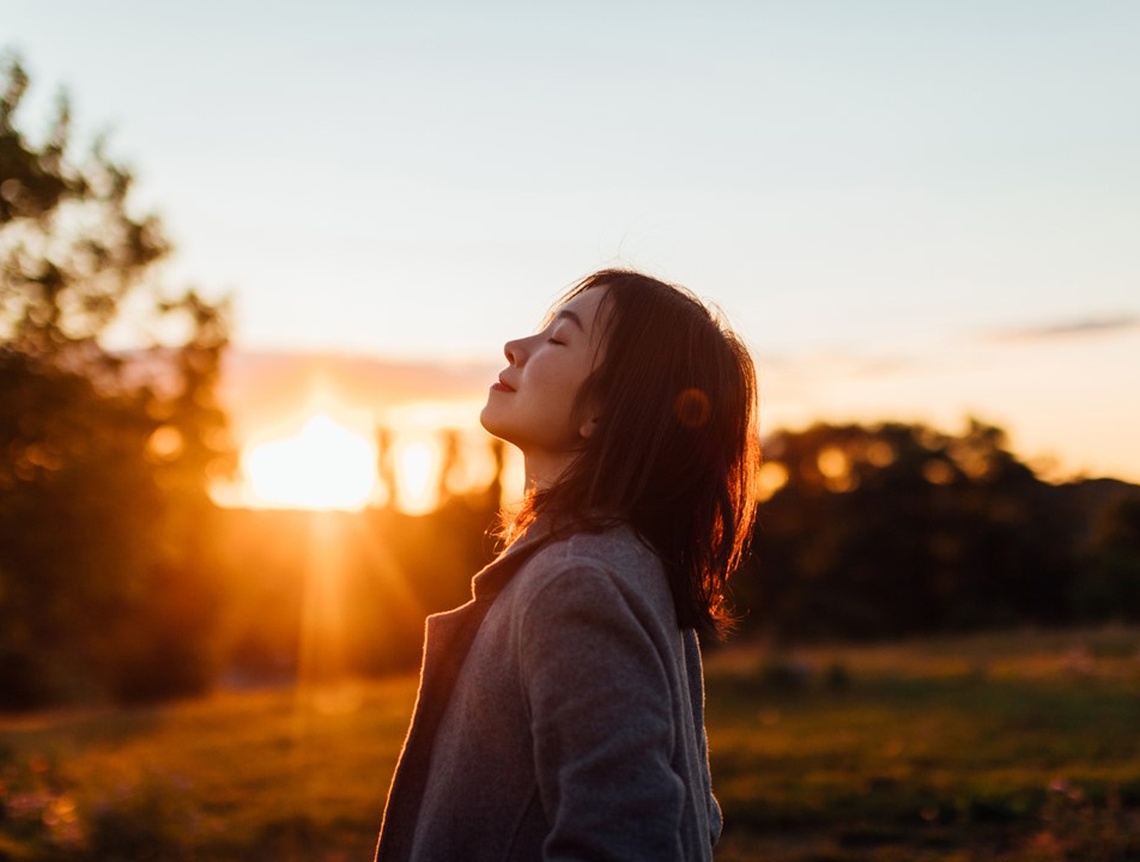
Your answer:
242;414;377;511
390;437;440;515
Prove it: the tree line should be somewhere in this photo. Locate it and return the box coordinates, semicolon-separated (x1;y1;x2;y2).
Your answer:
732;420;1140;643
2;56;1138;708
1;55;232;706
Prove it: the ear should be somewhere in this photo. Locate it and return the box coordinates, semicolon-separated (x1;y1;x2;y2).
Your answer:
579;412;600;440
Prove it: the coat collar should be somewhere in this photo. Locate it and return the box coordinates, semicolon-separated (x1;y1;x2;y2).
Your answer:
469;516;556;601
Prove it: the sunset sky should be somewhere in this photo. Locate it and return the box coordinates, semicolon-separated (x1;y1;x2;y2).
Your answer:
7;1;1140;484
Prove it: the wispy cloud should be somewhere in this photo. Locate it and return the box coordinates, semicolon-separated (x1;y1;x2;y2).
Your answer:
980;314;1140;344
219;349;497;441
759;350;922;380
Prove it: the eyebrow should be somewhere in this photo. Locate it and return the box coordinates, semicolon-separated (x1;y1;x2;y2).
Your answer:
553;308;585;331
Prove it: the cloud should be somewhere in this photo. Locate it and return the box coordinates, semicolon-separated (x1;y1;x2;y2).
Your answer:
219;349;498;442
980;313;1140;344
759;350;921;381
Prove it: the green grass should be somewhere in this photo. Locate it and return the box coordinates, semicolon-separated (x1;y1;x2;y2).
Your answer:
2;627;1139;861
706;626;1140;861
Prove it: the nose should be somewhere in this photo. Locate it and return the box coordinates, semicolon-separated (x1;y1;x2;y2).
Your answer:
504;336;527;366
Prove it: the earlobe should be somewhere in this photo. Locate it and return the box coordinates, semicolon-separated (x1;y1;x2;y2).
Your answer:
579;414;600;440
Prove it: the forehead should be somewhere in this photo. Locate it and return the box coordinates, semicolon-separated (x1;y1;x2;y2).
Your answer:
548;285;609;336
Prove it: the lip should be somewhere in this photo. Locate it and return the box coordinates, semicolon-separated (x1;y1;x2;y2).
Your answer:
491;374;516;393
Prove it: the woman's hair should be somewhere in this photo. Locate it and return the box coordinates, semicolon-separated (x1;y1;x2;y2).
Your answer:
508;268;760;635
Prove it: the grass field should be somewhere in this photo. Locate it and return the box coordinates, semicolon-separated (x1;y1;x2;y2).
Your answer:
2;626;1138;861
706;627;1140;861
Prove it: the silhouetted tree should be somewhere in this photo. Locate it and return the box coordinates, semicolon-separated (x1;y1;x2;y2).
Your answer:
376;425;397;506
734;419;1080;642
1074;492;1140;622
0;54;232;706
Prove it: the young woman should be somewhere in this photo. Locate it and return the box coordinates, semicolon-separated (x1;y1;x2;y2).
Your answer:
375;269;759;861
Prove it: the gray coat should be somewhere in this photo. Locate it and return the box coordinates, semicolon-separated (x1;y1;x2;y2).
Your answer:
375;521;721;861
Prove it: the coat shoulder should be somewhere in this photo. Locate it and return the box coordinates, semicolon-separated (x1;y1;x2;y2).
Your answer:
510;524;674;619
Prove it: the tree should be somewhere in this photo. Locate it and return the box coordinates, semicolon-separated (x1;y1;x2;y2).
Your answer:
733;419;1079;642
1075;492;1140;622
0;54;233;706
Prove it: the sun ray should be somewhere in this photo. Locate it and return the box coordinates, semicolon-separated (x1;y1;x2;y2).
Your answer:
242;414;377;511
392;437;441;515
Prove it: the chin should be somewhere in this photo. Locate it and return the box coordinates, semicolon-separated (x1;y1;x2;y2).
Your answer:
478;403;502;438
479;413;519;452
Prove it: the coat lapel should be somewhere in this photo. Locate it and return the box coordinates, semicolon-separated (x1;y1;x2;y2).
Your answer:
374;526;551;861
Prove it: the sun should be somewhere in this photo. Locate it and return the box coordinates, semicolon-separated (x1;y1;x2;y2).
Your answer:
390;437;440;515
242;414;377;511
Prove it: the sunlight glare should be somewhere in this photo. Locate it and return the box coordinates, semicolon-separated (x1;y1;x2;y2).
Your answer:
243;414;377;510
394;438;440;515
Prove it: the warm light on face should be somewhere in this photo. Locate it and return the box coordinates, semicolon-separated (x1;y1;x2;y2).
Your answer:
242;414;377;510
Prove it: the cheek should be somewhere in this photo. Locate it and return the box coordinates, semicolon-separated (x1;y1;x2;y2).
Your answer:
516;377;588;448
543;371;592;431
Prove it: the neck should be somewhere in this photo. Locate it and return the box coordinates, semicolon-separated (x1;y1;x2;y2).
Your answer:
523;451;574;492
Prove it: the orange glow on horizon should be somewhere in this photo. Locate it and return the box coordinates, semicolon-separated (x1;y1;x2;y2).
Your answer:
242;414;377;511
391;436;441;515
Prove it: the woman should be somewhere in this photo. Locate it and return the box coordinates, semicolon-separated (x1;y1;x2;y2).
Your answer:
375;269;759;861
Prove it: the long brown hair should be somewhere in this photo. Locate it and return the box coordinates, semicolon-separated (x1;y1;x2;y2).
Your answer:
507;269;760;635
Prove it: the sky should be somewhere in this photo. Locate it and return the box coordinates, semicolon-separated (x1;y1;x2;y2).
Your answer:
6;0;1140;481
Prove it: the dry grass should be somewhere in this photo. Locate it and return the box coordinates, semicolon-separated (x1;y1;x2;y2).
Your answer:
0;678;417;860
2;626;1139;861
705;625;1140;861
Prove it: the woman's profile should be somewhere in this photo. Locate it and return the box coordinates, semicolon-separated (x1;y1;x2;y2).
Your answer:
375;269;759;861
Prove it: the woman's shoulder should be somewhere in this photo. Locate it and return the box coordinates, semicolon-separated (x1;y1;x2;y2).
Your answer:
537;521;657;567
514;522;671;610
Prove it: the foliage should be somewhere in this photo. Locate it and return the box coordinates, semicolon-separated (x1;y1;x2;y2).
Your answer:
0;54;233;707
178;420;1139;688
1074;493;1140;623
732;419;1092;642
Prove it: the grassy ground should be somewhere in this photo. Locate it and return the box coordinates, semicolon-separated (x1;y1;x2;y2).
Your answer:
2;626;1139;861
707;626;1140;861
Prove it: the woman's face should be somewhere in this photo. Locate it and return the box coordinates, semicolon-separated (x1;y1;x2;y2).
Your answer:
480;286;609;487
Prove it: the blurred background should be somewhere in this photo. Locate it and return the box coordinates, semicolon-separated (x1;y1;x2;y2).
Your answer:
2;2;1139;860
